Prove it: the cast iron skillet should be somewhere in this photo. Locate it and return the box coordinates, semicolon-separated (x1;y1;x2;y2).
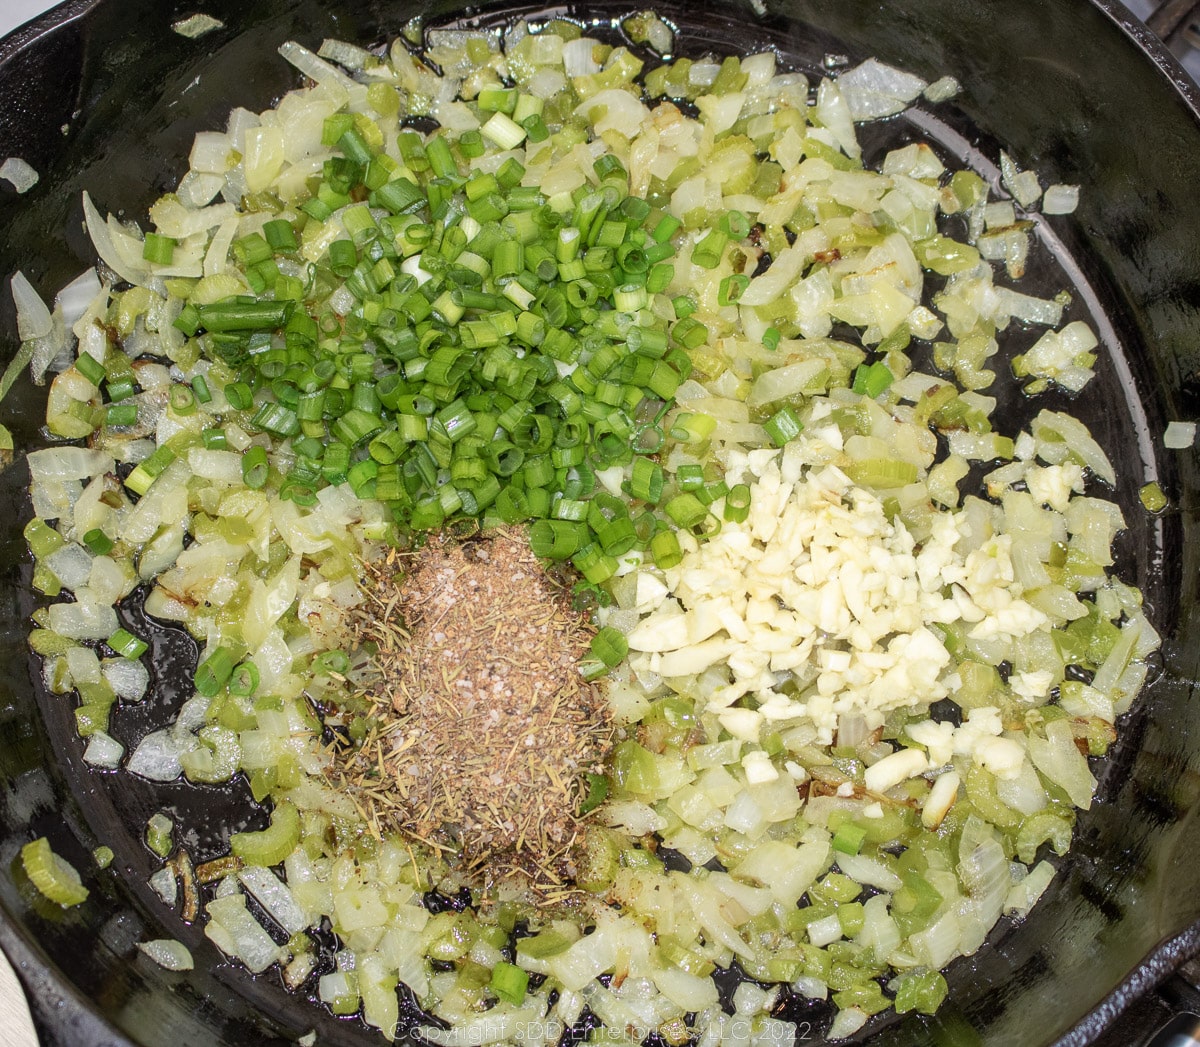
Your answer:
2;0;1200;1044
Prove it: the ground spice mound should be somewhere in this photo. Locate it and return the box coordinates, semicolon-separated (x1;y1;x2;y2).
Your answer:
348;527;612;885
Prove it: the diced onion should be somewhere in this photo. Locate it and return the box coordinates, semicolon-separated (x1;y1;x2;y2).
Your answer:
149;867;178;906
127;730;189;782
837;58;927;119
172;14;223;38
11;271;53;340
0;157;39;193
83;732;124;769
205;893;282;973
239;866;309;935
1042;184;1080;214
138;939;195;970
1165;421;1196;449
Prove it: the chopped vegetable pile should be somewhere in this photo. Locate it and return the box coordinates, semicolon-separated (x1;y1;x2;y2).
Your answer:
11;10;1161;1044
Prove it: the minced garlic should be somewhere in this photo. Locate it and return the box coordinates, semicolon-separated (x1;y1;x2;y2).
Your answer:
621;437;1048;750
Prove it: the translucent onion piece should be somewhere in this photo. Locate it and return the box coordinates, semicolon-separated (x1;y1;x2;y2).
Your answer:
83;731;124;769
0;157;39;193
11;271;53;340
138;938;195;970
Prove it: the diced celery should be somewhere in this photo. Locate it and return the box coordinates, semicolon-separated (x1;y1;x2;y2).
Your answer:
832;980;890;1015
811;873;863;904
610;740;662;796
837;901;865;937
421;911;476;962
146;812;174;858
516;928;575;960
892;969;949;1014
1015;809;1074;865
964;766;1022;831
230;801;300;867
574;826;620;893
22;837;89;907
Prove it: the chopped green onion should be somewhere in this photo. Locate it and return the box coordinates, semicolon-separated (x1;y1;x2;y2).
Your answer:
724;483;751;523
75;352;105;387
125;444;176;496
573;542;617;584
198;300;291;332
591;627;628;668
169;384;197;415
229;661;260;697
242;446;270;489
832;820;868;855
717;273;750;307
490;961;529;1005
691;229;728;269
252;401;301;437
481;112;526;150
142;232;177;265
853;360;896;398
106;403;139;427
672;294;696;319
675;464;703;491
314;649;351;676
764;405;804;447
529;519;587;559
262;218;298;252
670;412;716;444
650;529;683;569
224;381;253;410
718;210;750;239
458;129;484;158
194;646;238;697
665;492;708;530
630;457;664;503
233;233;272;266
105;375;137;401
671;316;708;350
82;528;114;556
107;627;148;659
522;114;550;143
652;214;681;243
338;127;374;166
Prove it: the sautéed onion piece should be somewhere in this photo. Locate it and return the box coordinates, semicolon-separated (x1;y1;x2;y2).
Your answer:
16;14;1160;1042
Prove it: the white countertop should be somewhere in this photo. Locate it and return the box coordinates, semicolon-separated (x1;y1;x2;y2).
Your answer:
0;0;59;39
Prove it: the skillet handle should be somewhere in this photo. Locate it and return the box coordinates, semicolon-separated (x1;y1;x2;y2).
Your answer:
1146;0;1200;58
1146;0;1200;41
1145;1013;1200;1047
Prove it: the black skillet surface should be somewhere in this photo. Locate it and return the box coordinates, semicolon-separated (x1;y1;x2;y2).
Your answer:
2;1;1200;1045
